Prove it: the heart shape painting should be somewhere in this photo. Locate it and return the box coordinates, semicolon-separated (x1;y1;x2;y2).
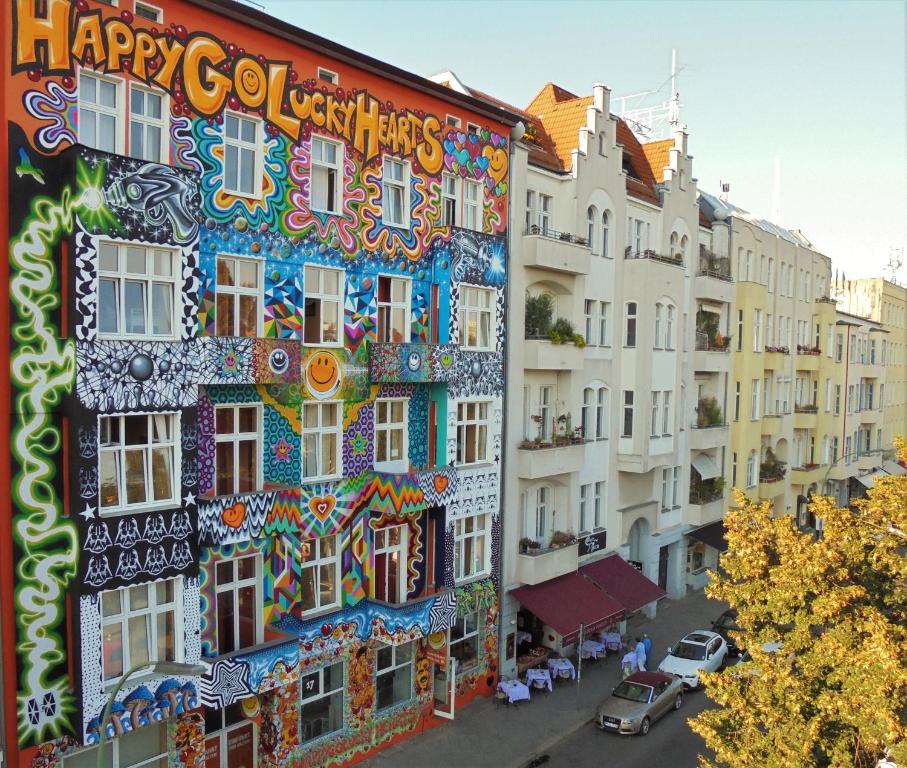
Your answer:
308;495;337;523
433;474;449;494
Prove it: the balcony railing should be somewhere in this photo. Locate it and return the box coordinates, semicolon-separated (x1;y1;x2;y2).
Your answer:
796;345;822;356
694;397;725;428
794;404;818;414
764;346;790;355
525;225;589;247
625;247;685;267
698;248;732;281
695;332;731;352
815;296;837;305
759;465;787;483
689;485;724;505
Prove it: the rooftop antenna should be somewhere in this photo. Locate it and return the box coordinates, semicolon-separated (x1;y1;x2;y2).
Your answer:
669;49;680;126
614;49;684;141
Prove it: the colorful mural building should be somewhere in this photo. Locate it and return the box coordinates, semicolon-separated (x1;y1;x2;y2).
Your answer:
1;1;519;766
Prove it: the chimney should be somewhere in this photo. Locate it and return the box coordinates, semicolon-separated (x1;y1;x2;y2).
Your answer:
592;83;610;114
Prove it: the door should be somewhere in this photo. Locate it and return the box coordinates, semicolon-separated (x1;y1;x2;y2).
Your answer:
658;545;669;590
433;657;456;720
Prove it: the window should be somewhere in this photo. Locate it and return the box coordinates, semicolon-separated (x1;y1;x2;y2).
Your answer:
205;703;258;768
751;379;761;419
587;206;597;253
455;401;489;465
382;157;409;227
596;387;608;439
376;642;413;711
767;258;774;292
299;534;340;612
538;386;552;442
834;384;841;415
441;174;459;226
734;382;740;421
374;398;407;471
98;242;177;339
377;275;411;343
662;391;672;435
538;193;552;233
622;391;634;437
669;232;678;258
736;310;743;351
665;306;675;349
311;137;342;213
99;413;179;513
215;556;260;655
593;481;605;529
825;378;832;412
303;401;341;480
661;467;680;511
525;190;536;232
454;511;490;580
732;452;737;486
134;1;162;21
211;407;261;499
753;309;763;351
101;579;180;683
129;85;166;162
304;265;343;344
579;484;590;532
584;300;595;345
223;112;260;197
599;301;610;345
458;286;494;349
654;304;663;348
373;525;406;602
746;451;756;488
79;71;121;153
601;211;611;258
530;486;549;540
450;612;480;671
63;722;167;768
598;132;607;156
216;255;260;337
300;662;344;743
446;114;462;128
317;67;338;85
651;391;661;437
625;302;637;347
463;179;481;231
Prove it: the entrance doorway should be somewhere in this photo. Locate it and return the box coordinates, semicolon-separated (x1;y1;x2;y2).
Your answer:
658;545;669;590
432;657;457;720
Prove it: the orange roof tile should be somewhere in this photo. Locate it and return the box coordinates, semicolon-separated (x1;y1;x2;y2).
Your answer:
641;139;673;184
615;120;660;205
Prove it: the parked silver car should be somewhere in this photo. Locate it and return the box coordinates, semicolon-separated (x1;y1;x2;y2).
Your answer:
596;671;684;735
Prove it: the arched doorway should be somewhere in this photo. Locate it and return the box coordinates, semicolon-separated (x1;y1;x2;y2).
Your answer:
627;517;650;564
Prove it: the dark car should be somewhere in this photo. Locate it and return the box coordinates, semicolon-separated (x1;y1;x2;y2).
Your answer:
711;609;743;656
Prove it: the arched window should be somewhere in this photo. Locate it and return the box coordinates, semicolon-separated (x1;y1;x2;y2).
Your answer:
746;450;757;488
601;211;611;258
666;305;675;349
587;206;597;253
669;232;679;257
596;387;609;439
654;303;664;348
582;388;594;440
680;235;688;261
625;302;637;347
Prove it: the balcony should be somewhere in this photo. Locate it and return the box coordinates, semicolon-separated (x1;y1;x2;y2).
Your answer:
517;439;585;479
369;342;457;383
687;487;727;527
516;541;579;586
790;464;824;486
758;464;787;499
693;332;732;373
690;423;728;450
522;228;591;275
762;347;790;371
523;338;584;370
793;405;818;429
859;408;881;424
795;347;821;371
624;247;685;268
694;250;735;302
761;414;784;436
199;337;303;385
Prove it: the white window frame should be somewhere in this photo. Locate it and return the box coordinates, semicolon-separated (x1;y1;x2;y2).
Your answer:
374;397;408;473
128;82;168;163
303;401;342;481
63;722;168;768
214;404;262;496
454;511;490;581
204;705;259;768
375;641;414;712
528;486;550;541
601;211;611;258
579;483;590;533
382;156;410;227
100;578;183;686
599;301;610;346
310;135;343;214
538;193;552;233
98;412;180;515
134;1;163;21
458;285;495;351
304;265;344;346
662;391;672;435
584;300;595;345
441;173;460;227
625;302;637;347
593;480;605;529
746;451;757;488
216;254;262;337
651;391;661;437
665;305;675;349
214;554;262;655
222;110;262;198
300;661;344;743
298;534;341;613
373;524;408;602
654;303;663;348
622;391;634;438
317;67;339;85
78;69;124;154
596;387;608;440
376;274;412;344
463;178;481;232
455;400;490;466
97;241;179;341
450;611;481;673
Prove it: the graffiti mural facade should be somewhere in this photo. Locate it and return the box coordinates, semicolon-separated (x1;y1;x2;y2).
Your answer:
3;1;515;766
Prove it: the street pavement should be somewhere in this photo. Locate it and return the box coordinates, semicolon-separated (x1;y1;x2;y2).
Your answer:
363;589;726;768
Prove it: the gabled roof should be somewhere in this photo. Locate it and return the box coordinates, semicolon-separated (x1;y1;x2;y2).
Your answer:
641;139;674;184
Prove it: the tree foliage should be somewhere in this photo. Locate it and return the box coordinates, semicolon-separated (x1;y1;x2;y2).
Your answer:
692;438;907;768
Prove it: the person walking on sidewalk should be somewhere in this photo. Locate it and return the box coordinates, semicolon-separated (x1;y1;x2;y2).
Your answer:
642;633;652;661
621;649;637;678
634;636;647;672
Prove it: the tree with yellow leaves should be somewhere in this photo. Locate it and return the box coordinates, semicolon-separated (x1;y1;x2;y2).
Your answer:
691;438;907;768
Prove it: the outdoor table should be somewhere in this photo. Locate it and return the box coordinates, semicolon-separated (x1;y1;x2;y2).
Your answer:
497;678;531;704
601;632;623;652
580;639;606;659
516;648;550;676
525;667;553;691
516;630;533;646
547;657;576;680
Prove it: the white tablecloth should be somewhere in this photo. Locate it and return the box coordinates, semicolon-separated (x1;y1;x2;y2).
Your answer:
547;657;576;679
497;679;531;703
601;632;623;651
580;639;606;659
516;630;533;646
525;668;553;691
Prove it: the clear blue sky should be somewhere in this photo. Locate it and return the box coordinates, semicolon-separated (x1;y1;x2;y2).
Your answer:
262;0;906;280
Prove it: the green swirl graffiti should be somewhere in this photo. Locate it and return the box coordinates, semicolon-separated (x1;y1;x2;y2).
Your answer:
10;184;83;745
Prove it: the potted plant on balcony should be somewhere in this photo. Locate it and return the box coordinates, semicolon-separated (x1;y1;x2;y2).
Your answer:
519;537;534;554
696;397;724;427
549;530;576;548
525;294;553;339
527;539;541;552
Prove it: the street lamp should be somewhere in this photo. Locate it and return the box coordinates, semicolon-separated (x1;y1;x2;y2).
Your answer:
96;661;208;768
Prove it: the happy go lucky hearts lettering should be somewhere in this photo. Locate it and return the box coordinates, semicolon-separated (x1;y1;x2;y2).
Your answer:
13;0;447;173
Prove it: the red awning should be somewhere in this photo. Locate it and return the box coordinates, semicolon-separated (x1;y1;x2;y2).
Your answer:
580;555;667;613
510;572;624;644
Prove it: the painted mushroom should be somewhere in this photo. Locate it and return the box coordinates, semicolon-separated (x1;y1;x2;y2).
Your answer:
123;686;154;730
154;678;182;718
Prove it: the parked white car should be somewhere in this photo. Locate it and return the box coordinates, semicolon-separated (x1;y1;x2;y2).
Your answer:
657;630;728;689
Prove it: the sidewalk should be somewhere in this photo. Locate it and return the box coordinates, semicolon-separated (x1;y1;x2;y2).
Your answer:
363;589;725;768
